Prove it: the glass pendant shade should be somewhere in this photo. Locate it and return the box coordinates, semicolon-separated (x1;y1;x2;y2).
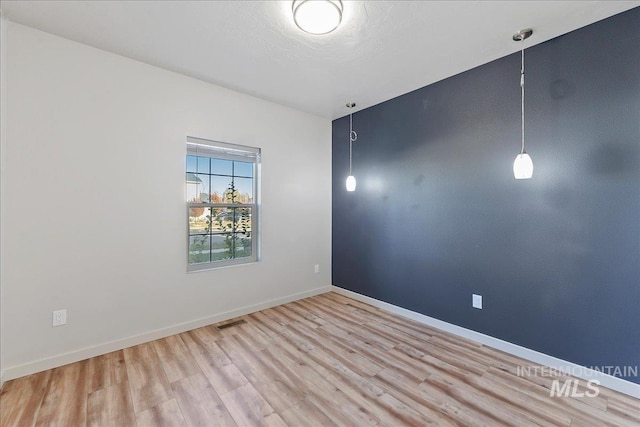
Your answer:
346;175;357;192
513;152;533;179
292;0;343;35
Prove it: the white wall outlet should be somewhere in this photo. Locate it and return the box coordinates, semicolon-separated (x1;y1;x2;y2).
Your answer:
472;294;483;309
52;309;67;327
314;264;320;274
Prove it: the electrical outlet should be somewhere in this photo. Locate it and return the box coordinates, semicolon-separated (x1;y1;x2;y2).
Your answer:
314;264;320;274
52;309;67;327
472;294;482;309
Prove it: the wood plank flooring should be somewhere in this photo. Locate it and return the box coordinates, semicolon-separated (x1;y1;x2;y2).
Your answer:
1;292;639;426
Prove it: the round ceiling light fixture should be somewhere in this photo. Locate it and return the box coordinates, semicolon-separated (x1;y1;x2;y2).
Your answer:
292;0;343;35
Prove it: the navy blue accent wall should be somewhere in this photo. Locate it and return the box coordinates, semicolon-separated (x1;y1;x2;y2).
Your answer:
332;8;640;383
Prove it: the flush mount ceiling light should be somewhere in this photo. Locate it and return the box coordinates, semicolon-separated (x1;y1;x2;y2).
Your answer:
292;0;343;35
513;28;534;180
346;102;357;192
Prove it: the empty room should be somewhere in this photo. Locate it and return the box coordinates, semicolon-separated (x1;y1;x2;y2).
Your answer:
0;1;639;426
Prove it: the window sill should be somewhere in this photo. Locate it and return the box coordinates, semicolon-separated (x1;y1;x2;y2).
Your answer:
187;258;259;273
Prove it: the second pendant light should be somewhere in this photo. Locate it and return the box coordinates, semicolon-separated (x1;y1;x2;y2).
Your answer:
513;28;534;180
346;102;357;192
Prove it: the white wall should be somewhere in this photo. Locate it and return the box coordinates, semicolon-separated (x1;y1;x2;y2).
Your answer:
0;22;331;382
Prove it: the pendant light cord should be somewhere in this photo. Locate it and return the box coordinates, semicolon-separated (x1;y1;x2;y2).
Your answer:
349;113;357;175
520;44;526;155
349;113;353;175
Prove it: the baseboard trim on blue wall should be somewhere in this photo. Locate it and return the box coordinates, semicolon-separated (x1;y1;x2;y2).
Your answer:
0;285;332;388
332;285;640;399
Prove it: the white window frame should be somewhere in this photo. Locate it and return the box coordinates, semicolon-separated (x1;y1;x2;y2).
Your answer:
186;136;261;272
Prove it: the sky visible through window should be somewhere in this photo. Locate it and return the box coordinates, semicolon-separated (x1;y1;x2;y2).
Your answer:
186;156;253;203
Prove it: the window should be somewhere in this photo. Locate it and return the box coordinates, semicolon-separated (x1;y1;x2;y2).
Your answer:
186;136;260;271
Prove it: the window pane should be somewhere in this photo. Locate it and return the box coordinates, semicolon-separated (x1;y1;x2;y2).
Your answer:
186;172;201;185
209;208;233;232
235;207;252;235
211;175;233;201
233;209;252;259
186;182;199;203
234;161;253;178
235;234;252;259
189;235;211;264
197;156;210;174
186;156;197;173
186;173;209;202
189;208;210;234
211;158;233;176
201;175;211;202
211;234;232;261
234;177;253;203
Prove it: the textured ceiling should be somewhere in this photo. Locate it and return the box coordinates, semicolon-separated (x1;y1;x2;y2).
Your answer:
1;1;638;119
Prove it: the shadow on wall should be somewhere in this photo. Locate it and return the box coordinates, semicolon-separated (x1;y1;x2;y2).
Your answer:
588;141;639;176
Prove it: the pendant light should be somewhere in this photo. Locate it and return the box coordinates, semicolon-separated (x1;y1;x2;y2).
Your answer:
513;29;534;180
346;102;357;192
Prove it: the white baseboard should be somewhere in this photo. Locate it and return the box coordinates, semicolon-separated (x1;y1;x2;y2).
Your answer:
332;286;640;399
0;286;331;387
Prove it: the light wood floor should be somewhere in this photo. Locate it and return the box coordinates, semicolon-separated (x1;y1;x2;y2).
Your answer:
1;292;639;426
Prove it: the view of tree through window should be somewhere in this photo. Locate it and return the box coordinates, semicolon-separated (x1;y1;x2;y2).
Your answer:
186;139;259;270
